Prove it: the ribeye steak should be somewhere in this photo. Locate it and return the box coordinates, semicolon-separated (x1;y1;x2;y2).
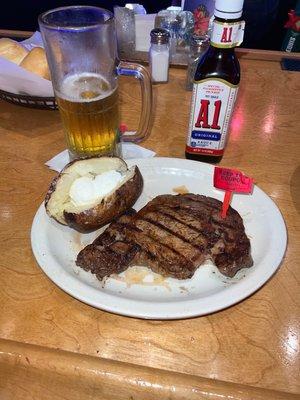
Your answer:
76;194;253;280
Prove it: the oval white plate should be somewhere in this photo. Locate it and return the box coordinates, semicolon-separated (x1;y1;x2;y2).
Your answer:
31;158;287;319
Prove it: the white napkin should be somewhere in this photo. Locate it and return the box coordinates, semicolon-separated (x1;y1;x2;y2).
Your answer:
0;31;54;97
45;143;156;172
134;14;156;51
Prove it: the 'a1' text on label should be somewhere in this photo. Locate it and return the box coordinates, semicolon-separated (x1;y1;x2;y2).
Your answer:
186;78;238;157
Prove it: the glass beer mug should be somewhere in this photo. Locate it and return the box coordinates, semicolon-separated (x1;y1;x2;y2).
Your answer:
39;6;152;159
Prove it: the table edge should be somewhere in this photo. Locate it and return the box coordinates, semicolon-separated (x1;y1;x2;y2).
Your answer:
0;338;298;400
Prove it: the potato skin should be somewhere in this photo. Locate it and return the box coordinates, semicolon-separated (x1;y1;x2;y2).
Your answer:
44;174;68;225
44;157;88;223
63;166;143;233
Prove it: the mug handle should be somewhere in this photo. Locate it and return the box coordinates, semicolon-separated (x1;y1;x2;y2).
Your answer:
117;61;152;143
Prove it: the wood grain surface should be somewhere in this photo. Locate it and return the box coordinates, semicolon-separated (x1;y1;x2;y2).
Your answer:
1;338;298;400
0;58;299;399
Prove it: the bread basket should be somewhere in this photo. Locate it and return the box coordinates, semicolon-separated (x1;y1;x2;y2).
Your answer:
0;88;57;110
0;33;56;109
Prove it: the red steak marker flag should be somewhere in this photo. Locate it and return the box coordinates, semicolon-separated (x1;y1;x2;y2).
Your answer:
214;167;254;218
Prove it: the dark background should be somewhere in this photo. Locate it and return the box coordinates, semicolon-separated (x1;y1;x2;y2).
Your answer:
0;0;297;50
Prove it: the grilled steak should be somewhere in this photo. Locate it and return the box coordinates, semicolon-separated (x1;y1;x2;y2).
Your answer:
76;194;253;280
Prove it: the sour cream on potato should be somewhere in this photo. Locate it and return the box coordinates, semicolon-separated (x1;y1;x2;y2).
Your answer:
69;170;123;207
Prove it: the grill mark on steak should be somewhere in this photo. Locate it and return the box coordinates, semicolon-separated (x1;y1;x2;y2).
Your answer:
140;213;205;251
116;219;190;258
120;218;196;268
150;194;222;216
156;207;227;251
135;217;205;269
159;204;238;244
77;240;139;278
157;208;219;241
211;215;242;230
153;196;242;233
77;212;141;278
76;194;253;280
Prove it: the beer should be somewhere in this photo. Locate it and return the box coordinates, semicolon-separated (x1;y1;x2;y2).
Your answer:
56;73;119;158
185;0;245;163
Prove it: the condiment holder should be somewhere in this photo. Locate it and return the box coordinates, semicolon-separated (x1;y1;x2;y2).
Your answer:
149;28;170;83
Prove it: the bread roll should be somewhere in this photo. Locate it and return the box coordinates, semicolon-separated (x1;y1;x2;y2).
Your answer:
0;37;29;64
20;47;50;80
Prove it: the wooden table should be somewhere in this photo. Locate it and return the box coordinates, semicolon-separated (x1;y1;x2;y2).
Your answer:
0;52;299;400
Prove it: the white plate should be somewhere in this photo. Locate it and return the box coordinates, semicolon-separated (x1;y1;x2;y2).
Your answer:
31;158;287;319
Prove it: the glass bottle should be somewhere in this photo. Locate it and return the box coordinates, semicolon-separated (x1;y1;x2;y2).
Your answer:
185;0;245;164
186;34;210;91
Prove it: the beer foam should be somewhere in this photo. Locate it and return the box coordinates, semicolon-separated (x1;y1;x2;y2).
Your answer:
58;72;116;103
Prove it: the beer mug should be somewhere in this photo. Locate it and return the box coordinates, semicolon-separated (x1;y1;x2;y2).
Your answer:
39;6;152;159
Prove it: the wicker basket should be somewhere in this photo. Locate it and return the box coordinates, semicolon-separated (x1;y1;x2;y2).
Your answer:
0;88;57;110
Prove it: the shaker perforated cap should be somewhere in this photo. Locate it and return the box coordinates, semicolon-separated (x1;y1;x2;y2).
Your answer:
214;0;244;19
150;28;170;45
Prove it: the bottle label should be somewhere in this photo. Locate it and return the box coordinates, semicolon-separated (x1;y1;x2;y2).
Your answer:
186;78;238;157
211;20;245;48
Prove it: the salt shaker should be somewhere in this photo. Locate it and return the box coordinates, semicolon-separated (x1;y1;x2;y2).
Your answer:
186;35;210;91
149;28;170;83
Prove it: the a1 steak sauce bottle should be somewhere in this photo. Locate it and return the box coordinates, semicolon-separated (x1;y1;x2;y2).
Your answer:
185;0;245;164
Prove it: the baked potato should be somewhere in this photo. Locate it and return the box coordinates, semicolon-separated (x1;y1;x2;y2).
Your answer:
45;157;143;232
